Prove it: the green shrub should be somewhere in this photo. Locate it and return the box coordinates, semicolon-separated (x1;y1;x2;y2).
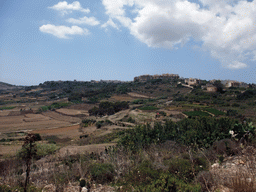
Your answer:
127;117;135;123
0;106;16;110
168;158;196;182
132;99;145;104
36;144;59;158
232;103;240;107
82;119;96;127
90;163;115;184
17;143;59;159
96;121;104;128
119;160;160;190
89;101;129;116
142;173;201;192
119;117;235;150
226;109;238;116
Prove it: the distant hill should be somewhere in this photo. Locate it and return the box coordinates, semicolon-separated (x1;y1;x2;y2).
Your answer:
0;81;17;90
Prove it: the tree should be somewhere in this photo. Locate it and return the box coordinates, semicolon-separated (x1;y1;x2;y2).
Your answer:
213;80;224;93
20;134;37;192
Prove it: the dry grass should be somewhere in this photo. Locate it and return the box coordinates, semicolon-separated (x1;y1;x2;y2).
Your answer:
210;146;256;192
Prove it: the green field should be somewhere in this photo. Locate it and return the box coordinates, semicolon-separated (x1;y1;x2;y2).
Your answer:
183;111;211;117
0;106;16;110
204;108;226;116
39;102;71;112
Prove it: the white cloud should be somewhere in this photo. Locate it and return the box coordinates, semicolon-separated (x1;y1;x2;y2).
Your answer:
66;16;100;26
49;1;90;15
227;61;248;69
39;24;89;38
101;19;119;30
102;0;256;69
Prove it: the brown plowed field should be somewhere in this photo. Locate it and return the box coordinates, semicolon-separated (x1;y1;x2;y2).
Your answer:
0;111;10;116
109;94;135;101
55;108;89;116
30;124;81;138
0;115;71;134
42;111;81;123
67;103;96;110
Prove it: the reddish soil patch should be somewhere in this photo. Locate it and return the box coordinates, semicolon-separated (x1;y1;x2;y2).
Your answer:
67;103;96;110
109;94;135;101
30;124;80;135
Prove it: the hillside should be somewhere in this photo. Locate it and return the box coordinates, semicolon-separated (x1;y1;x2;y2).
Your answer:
0;76;256;191
0;81;21;90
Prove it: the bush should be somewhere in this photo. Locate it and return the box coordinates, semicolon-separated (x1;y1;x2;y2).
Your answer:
82;119;96;127
226;109;238;116
119;117;235;150
34;133;42;141
232;103;240;107
142;173;201;192
168;157;207;183
127;117;135;123
89;101;129;116
36;144;59;158
90;163;115;184
17;143;59;159
96;121;104;129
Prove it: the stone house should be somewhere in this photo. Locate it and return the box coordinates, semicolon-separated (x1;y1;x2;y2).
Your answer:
206;84;218;92
185;78;201;86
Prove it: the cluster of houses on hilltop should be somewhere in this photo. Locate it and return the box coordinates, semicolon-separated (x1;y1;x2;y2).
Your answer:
134;74;251;92
184;78;249;92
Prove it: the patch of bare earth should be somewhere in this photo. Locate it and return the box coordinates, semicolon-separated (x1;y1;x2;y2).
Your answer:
108;94;135;101
42;111;81;123
67;103;96;110
55;108;89;116
0;115;71;134
127;92;153;98
30;124;81;139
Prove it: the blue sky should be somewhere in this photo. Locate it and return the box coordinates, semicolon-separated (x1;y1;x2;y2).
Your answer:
1;0;256;85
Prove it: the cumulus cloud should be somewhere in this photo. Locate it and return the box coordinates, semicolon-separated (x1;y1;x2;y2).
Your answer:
39;24;89;38
49;1;90;15
102;0;256;69
227;61;248;69
66;16;100;26
101;19;119;30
